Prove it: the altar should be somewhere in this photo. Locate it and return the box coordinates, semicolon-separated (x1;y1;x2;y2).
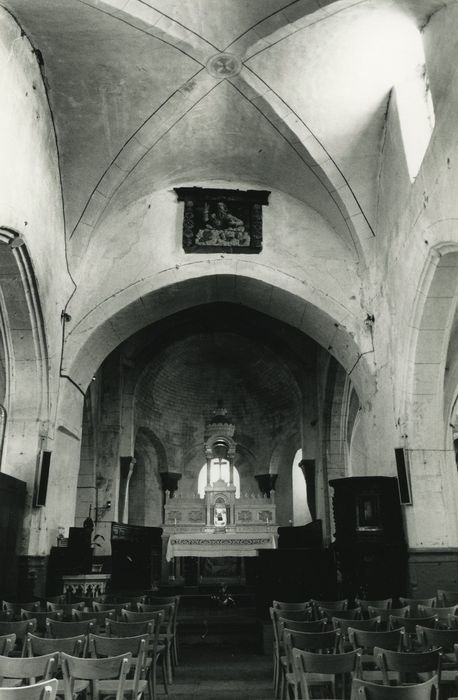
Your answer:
166;532;277;561
160;403;278;585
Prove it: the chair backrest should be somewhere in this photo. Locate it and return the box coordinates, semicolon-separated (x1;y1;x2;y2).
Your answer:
121;609;164;625
72;610;114;630
61;652;132;700
105;619;155;638
417;625;458;652
284;628;341;654
0;634;16;656
348;627;405;653
399;597;436;614
272;601;311;612
21;611;62;634
356;599;392;612
26;633;85;657
0;652;59;684
293;646;362;700
368;606;409;620
0;621;36;649
373;646;442;685
46;602;84;618
136;602;174;631
351;675;438;700
0;614;13;623
0;678;58;700
418;605;458;622
92;602;130;613
437;589;458;606
46;618;95;638
278;617;327;633
333;617;381;639
320;607;361;622
312;599;348;611
3;602;40;615
389;616;436;635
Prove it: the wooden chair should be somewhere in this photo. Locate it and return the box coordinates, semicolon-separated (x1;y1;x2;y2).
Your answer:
418;605;458;627
389;616;436;650
148;596;180;666
368;607;409;630
45;603;83;621
45;619;95;639
88;634;148;700
373;646;442;687
270;607;282;699
0;679;58;700
272;601;311;612
333;617;381;651
320;607;362;623
312;600;348;612
26;633;85;658
356;600;392;619
0;636;16;656
283;628;341;699
437;590;458;607
0;652;59;689
348;627;406;681
399;598;437;615
92;602;131;614
278;617;327;633
416;625;458;677
61;652;132;700
292;646;362;700
108;616;168;699
351;675;438;700
71;610;114;633
0;621;36;656
2;604;40;619
21;612;62;635
131;606;175;684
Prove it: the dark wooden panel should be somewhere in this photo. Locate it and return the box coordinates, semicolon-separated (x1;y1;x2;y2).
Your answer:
0;472;26;598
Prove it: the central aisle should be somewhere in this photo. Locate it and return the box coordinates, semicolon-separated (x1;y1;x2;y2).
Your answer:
164;645;273;700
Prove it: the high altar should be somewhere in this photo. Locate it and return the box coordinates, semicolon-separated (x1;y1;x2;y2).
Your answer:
161;405;277;585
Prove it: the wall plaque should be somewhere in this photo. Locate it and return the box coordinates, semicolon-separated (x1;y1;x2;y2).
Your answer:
175;187;270;254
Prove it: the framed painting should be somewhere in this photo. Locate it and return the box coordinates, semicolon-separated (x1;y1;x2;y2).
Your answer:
175;187;270;253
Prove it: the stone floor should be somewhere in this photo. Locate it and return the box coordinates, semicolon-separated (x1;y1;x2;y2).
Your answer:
162;615;274;699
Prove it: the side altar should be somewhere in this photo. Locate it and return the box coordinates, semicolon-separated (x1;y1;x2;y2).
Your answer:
160;404;277;585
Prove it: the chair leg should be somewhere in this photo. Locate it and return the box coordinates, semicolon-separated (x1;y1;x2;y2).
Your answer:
166;641;173;684
161;653;169;695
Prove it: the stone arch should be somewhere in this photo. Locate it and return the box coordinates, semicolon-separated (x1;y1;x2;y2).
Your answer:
64;271;375;404
0;229;49;484
404;242;458;547
406;243;458;447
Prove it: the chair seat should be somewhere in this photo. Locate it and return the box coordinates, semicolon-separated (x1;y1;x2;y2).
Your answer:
98;679;148;698
56;679;89;696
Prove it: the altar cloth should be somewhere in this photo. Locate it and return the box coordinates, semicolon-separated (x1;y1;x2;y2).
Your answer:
166;531;277;561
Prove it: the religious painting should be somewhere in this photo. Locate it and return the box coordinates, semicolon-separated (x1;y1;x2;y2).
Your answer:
175;187;270;253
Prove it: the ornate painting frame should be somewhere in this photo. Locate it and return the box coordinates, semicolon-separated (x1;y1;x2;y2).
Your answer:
175;187;270;254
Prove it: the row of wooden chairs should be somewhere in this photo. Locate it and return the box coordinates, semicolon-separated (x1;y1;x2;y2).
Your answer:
0;626;167;700
272;604;458;699
273;591;458;613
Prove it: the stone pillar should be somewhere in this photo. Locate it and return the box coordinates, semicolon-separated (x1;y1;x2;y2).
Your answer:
299;459;317;521
255;474;278;497
118;456;135;523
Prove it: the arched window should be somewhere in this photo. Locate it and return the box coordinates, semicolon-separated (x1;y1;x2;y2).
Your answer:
198;460;240;498
292;448;310;526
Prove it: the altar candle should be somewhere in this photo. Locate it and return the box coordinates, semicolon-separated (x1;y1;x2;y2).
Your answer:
174;518;177;526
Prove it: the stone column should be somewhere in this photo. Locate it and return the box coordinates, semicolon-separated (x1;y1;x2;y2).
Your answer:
299;459;317;521
119;457;135;524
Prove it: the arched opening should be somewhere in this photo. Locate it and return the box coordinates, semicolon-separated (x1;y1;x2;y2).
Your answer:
292;448;310;526
197;460;241;498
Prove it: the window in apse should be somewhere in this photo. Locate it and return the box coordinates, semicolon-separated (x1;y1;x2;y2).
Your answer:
198;459;240;498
